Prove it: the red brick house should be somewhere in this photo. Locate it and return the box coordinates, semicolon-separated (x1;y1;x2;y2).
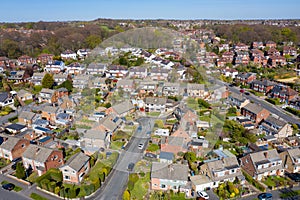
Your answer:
18;55;36;65
268;85;298;103
251;79;275;94
0;137;30;161
37;53;54;65
22;145;64;176
241;103;270;124
267;48;280;57
266;41;277;48
268;55;287;67
235;72;256;85
282;46;297;56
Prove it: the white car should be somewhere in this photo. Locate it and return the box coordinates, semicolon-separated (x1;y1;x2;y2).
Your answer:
197;191;209;199
138;143;144;149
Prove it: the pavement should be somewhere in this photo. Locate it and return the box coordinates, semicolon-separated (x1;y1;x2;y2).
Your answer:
87;117;155;200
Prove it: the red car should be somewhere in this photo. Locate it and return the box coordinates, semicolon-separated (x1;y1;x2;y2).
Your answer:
240;89;245;93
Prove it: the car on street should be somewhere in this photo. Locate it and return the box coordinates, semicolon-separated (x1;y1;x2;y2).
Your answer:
245;92;250;95
258;193;272;200
138;143;144;149
137;126;142;132
2;183;15;191
127;163;135;171
12;157;22;163
240;89;245;93
197;191;209;199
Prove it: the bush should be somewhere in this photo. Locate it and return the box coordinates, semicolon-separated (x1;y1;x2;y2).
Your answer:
48;181;56;193
40;179;50;191
242;170;266;192
123;190;130;200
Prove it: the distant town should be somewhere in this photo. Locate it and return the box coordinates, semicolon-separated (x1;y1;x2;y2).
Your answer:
0;19;300;200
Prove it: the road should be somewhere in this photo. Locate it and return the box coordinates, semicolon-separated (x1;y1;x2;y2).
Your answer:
87;117;155;200
227;85;300;125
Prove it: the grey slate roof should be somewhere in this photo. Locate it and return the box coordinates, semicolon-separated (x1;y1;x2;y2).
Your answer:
18;111;36;120
84;129;107;140
229;92;247;102
22;145;55;163
43;106;59;114
0;92;9;102
159;151;174;160
243;103;265;114
151;162;188;181
145;97;167;105
64;152;89;172
0;137;21;151
112;100;135;115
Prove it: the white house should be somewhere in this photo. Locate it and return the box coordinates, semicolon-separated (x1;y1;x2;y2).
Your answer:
44;60;65;74
154;129;170;136
61;50;77;60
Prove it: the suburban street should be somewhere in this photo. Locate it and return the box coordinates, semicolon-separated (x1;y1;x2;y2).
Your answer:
87;117;155;200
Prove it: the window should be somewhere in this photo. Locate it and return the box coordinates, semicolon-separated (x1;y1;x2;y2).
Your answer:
64;169;68;172
21;144;25;148
161;184;166;188
64;175;70;180
173;186;177;190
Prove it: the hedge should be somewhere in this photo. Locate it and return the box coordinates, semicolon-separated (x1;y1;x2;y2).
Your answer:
30;193;48;200
285;107;300;118
242;170;266;192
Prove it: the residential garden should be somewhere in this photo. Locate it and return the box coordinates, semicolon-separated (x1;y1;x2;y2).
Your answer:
262;175;294;190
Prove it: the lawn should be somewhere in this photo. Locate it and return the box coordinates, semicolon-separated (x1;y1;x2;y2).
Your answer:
250;90;265;97
147;112;160;117
110;141;125;150
24;99;33;105
280;189;300;198
146;144;159;152
263;176;290;188
1;180;23;192
30;193;48;200
130;172;150;200
26;171;39;183
0;158;10;169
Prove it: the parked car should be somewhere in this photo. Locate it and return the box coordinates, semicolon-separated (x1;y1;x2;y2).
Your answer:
245;92;250;95
2;183;15;191
258;193;272;200
11;157;22;163
240;89;245;93
11;163;17;170
127;163;135;171
138;143;144;149
286;173;300;182
197;191;209;199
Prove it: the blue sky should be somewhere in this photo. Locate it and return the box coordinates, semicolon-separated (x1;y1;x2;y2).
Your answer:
1;0;299;22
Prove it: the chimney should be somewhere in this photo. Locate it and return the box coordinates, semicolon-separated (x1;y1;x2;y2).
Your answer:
264;152;268;158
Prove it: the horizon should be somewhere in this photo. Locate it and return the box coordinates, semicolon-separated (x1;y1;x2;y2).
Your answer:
1;0;300;23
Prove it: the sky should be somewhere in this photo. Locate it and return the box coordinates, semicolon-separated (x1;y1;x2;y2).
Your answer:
1;0;300;22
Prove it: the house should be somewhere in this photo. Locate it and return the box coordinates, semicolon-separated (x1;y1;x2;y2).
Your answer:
44;60;65;74
0;92;14;107
228;93;250;108
38;88;55;103
144;97;167;113
0;137;30;161
77;49;90;59
72;75;90;89
221;51;234;62
5;123;27;135
17;89;33;102
186;83;206;98
189;138;209;156
149;68;169;81
107;65;128;79
234;43;249;51
162;82;182;96
41;105;59;122
235;72;256;85
128;67;147;79
220;68;238;79
107;100;135;117
37;54;54;65
61;50;77;60
158;152;174;164
8;71;25;83
66;63;85;76
218;43;230;52
22;145;64;175
200;156;243;188
259;116;293;138
280;148;300;173
18;111;36;126
268;56;287;67
86;63;107;75
116;79;135;92
283;46;297;56
240;149;284;180
266;41;277;48
96;114;123;134
160;136;188;155
138;81;158;95
154;129;170;137
59;152;90;184
93;77;108;90
30;72;45;85
80;129;110;151
18;55;35;65
252;41;264;49
241;103;270;124
151;162;188;191
268;85;298;103
267;48;280;57
53;74;68;86
251;79;274;94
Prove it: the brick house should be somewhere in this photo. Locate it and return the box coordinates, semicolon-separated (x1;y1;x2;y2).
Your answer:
41;106;59;122
252;41;264;49
266;41;277;48
241;103;270;124
268;55;287;67
0;137;30;161
18;55;35;65
18;111;36;127
280;148;300;173
22;145;64;176
59;152;90;184
267;48;280;57
259;116;293;138
251;79;275;94
37;54;54;65
240;149;284;181
228;93;250;109
268;85;298;103
235;72;256;85
282;46;297;56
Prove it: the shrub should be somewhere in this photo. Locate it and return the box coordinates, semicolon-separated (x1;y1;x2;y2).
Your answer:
54;186;60;195
123;190;130;200
30;193;48;200
48;181;56;193
40;179;50;191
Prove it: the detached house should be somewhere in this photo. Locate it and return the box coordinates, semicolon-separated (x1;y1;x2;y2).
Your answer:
38;88;55;103
283;46;297;56
151;162;189;192
80;129;110;152
41;106;59;122
268;55;286;67
128;67;147;79
266;41;277;48
116;79;135;92
228;93;250;109
0;92;14;107
66;63;85;76
17;89;33;102
60;152;90;184
162;82;182;96
30;72;45;85
37;53;54;65
149;68;169;81
93;77;108;90
73;75;90;89
0;137;30;161
240;149;284;181
280;148;300;173
107;65;128;79
22;145;64;176
44;60;65;74
8;71;25;83
18;111;36;126
107;100;135;117
61;50;77;60
241;103;270;124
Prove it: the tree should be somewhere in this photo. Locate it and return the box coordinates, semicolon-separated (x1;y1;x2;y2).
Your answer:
184;152;196;163
42;73;54;89
57;79;73;92
85;35;102;49
123;190;130;200
16;162;26;179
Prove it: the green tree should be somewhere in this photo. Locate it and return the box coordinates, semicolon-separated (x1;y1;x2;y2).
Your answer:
184;152;196;163
85;35;102;49
42;73;54;89
57;79;73;92
16;162;26;179
123;190;130;200
198;99;210;109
